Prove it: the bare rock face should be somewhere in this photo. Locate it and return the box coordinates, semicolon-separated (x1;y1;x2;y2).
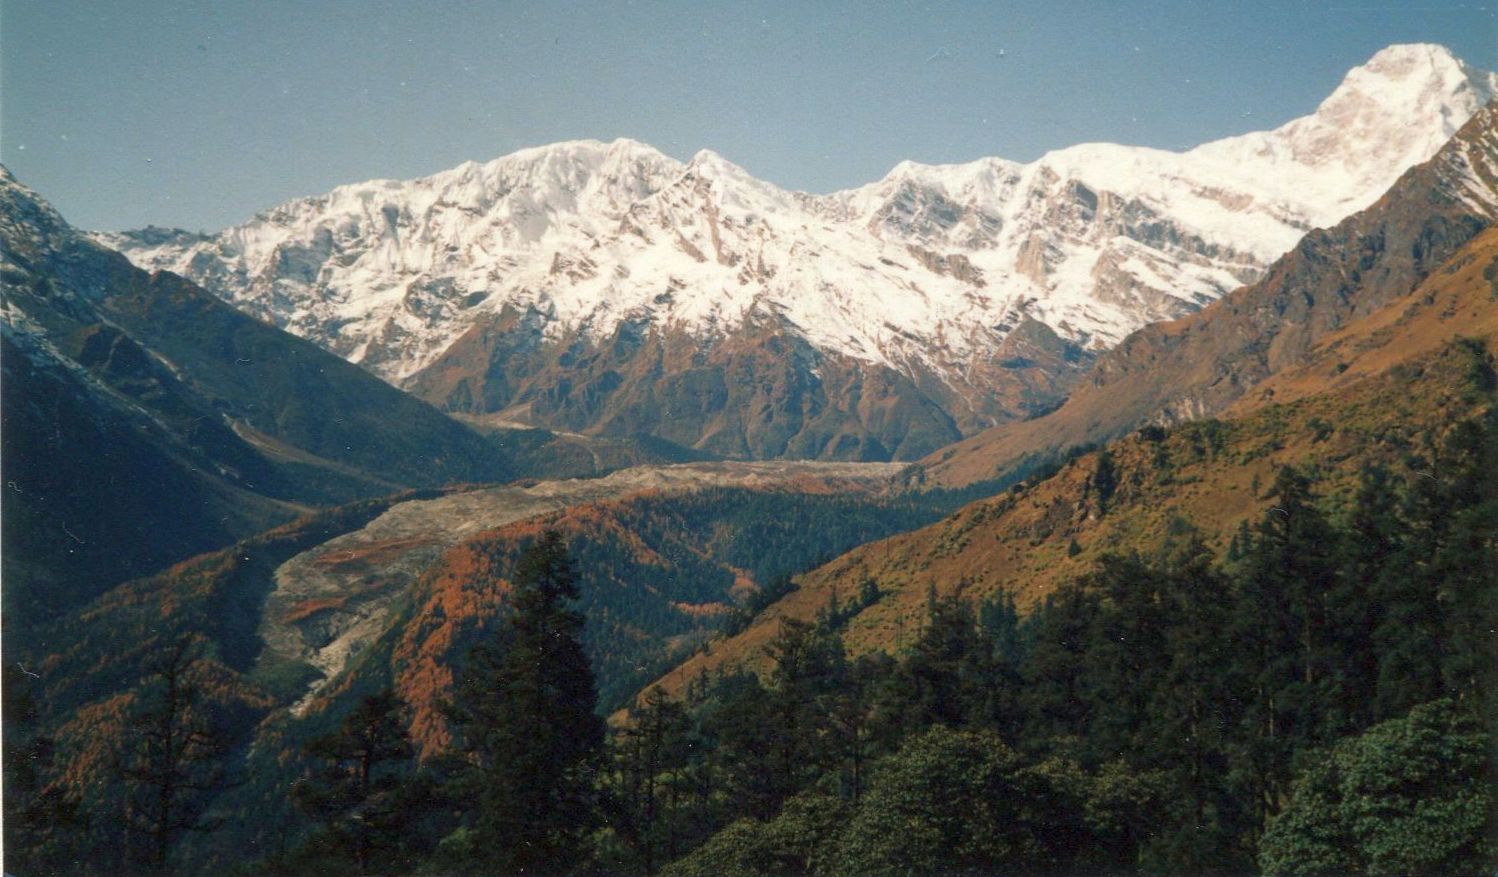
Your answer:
405;308;1091;461
100;46;1495;461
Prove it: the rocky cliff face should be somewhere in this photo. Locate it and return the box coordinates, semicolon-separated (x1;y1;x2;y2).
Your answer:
100;45;1495;460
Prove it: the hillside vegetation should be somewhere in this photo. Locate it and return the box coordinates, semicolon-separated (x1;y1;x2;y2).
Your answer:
7;474;953;872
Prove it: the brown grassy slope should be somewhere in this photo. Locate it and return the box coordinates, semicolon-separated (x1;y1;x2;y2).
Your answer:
1227;226;1498;411
915;101;1498;490
647;231;1498;697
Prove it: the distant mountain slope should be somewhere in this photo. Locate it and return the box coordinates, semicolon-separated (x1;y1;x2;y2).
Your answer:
646;226;1498;694
917;98;1498;489
102;45;1495;460
0;168;510;631
0;332;300;633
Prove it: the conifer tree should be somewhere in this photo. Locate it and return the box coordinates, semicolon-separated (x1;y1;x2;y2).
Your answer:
293;689;414;872
1368;461;1448;719
1144;539;1251;872
763;618;844;807
1021;584;1101;749
699;670;781;822
1230;467;1339;830
822;655;886;804
1076;554;1172;762
1331;465;1402;730
609;686;691;875
447;530;604;875
897;592;1013;733
1420;417;1498;712
978;591;1026;667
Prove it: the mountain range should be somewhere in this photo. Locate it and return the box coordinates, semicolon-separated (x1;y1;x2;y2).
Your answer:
916;95;1498;488
5;40;1498;877
100;44;1496;460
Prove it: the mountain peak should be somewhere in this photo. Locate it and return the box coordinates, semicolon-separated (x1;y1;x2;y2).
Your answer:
687;148;751;178
0;163;79;263
1285;43;1495;177
1172;43;1495;227
1308;44;1491;129
1360;42;1466;78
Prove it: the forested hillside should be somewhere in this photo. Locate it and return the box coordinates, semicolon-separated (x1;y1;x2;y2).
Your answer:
5;480;952;873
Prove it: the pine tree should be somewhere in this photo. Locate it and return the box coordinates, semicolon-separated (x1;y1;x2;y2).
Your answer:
822;655;885;804
978;591;1026;667
293;689;414;873
1331;466;1402;730
1076;553;1172;763
699;670;781;822
763;618;844;808
1422;417;1498;712
1229;467;1339;832
1021;583;1101;750
1142;539;1252;873
1366;460;1447;720
609;686;691;875
897;593;1015;734
446;530;604;875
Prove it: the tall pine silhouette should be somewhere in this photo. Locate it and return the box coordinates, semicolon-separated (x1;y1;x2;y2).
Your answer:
447;530;604;875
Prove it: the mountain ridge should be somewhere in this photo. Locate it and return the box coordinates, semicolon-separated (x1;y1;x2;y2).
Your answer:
645;223;1498;702
917;96;1498;487
0;167;512;632
98;44;1496;460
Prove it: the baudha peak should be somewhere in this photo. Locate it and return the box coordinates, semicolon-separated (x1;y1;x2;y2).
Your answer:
100;45;1497;462
1184;42;1498;222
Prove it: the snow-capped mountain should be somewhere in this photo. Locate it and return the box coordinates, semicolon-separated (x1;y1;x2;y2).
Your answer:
101;44;1497;461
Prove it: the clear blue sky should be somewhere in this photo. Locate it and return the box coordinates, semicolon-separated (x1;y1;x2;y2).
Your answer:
3;1;1495;232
